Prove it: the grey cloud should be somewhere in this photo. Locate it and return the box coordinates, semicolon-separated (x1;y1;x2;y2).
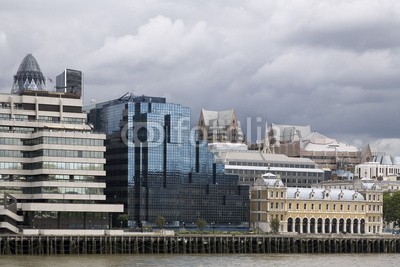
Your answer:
0;0;400;154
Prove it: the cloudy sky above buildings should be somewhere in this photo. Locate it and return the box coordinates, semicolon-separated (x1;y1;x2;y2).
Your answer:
0;0;400;154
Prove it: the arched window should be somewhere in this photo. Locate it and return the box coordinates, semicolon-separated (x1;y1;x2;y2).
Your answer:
353;219;359;234
331;218;338;233
310;218;316;233
302;218;308;233
287;218;293;232
295;218;301;233
317;218;323;233
324;218;330;233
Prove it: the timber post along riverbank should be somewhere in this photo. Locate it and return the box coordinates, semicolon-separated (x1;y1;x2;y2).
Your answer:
1;234;400;255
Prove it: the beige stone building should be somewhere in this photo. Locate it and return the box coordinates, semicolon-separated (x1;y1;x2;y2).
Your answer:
250;173;383;234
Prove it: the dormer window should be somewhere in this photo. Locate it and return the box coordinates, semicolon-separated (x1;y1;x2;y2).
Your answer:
323;189;331;199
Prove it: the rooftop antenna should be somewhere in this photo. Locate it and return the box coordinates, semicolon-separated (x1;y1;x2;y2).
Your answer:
262;117;272;154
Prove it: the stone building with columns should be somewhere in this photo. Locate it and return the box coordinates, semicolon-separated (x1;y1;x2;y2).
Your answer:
250;173;383;235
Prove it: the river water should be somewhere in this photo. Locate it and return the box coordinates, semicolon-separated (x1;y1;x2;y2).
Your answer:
0;254;399;267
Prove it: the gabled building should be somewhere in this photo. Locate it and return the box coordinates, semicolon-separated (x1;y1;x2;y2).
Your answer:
198;109;244;143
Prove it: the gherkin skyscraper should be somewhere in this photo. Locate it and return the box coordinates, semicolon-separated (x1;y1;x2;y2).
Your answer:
12;53;46;94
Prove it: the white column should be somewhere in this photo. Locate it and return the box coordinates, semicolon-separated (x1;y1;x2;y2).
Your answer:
307;221;310;233
350;221;353;234
321;220;325;233
357;222;361;234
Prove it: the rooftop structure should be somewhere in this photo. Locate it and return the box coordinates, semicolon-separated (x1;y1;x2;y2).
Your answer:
315;177;400;193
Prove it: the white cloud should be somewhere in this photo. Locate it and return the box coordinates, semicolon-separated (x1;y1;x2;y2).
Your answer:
87;16;214;69
370;139;400;156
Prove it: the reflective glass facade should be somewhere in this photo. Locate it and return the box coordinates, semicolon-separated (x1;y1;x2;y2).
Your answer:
88;95;249;227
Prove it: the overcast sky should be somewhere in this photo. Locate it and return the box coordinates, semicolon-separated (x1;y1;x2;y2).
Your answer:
1;0;400;154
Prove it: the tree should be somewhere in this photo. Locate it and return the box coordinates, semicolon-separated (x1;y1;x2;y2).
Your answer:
196;218;207;231
156;215;165;229
383;191;400;228
116;214;128;228
270;217;280;234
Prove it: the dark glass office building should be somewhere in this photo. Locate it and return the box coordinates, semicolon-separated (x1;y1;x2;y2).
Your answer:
56;69;83;97
87;94;249;228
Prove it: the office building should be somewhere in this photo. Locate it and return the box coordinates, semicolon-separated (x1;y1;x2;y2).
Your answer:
0;54;122;233
11;54;46;94
56;69;83;97
87;94;249;228
215;150;329;187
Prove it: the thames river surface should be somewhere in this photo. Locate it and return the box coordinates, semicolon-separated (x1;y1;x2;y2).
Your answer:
0;254;399;267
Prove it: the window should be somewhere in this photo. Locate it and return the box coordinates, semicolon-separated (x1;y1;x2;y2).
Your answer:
280;192;284;198
289;203;292;210
303;203;307;210
333;204;336;211
355;205;358;211
311;204;314;210
318;204;321;210
326;204;329;211
340;204;343;211
296;203;299;210
362;205;364;211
